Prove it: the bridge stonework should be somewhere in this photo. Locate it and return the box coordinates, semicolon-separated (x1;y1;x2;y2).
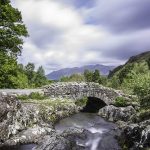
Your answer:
43;82;127;105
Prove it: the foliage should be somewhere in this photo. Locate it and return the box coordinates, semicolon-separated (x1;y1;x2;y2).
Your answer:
133;73;150;97
75;97;88;107
138;109;150;121
114;97;128;107
146;57;150;69
92;69;100;83
84;69;93;82
0;0;28;56
140;95;150;109
99;76;109;85
17;92;47;100
0;53;18;88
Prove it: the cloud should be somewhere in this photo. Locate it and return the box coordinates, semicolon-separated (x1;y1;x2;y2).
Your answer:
84;0;150;33
13;0;150;73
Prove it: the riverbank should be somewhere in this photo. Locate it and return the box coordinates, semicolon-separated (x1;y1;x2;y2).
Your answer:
0;91;149;150
0;92;79;149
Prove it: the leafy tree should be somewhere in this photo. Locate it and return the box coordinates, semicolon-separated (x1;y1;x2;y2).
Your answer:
84;69;93;82
0;0;28;56
25;63;35;84
0;0;28;88
34;66;48;87
92;69;100;83
0;53;18;88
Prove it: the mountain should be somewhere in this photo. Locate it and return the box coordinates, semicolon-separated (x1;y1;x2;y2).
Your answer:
47;64;115;80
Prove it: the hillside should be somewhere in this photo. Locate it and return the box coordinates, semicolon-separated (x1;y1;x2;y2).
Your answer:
108;51;150;94
47;64;115;80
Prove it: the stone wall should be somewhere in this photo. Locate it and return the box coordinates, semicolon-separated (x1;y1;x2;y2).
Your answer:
43;82;128;105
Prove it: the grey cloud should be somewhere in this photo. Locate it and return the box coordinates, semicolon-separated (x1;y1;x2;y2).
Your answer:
56;0;96;8
86;0;150;33
100;31;150;60
27;24;64;49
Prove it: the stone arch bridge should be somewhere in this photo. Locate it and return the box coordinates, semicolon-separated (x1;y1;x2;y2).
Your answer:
43;82;128;105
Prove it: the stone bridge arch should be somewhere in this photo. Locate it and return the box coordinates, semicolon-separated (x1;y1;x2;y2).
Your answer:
43;82;127;105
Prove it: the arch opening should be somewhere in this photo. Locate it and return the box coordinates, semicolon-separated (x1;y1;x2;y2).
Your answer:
81;97;107;113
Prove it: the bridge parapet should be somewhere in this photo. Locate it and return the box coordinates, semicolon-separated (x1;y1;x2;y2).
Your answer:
43;82;129;105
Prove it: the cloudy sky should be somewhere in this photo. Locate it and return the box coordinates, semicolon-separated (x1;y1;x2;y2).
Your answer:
12;0;150;73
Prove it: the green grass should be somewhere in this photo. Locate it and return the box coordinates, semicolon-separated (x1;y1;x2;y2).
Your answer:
17;92;47;101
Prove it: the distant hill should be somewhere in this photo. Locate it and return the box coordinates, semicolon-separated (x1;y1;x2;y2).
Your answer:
47;64;115;80
108;51;150;78
108;51;150;94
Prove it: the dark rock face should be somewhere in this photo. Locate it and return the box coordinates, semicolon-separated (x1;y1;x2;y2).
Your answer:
121;120;150;149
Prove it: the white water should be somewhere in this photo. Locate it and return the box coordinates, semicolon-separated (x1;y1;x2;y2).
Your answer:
55;113;121;150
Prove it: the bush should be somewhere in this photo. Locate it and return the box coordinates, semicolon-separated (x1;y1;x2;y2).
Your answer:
114;97;127;107
75;97;88;107
29;92;45;100
138;109;150;121
140;95;150;109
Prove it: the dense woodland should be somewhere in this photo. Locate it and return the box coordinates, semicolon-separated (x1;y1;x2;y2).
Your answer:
0;0;49;88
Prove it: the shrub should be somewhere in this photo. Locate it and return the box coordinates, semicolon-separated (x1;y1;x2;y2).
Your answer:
138;109;150;121
75;97;88;107
140;95;150;109
114;97;127;107
29;92;45;100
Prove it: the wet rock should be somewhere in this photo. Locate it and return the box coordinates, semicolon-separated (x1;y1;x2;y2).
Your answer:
121;119;150;149
98;105;136;122
98;129;121;150
34;128;84;150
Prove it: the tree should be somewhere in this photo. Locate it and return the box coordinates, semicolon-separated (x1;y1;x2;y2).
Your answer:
0;53;18;88
84;69;93;82
34;66;48;87
92;69;100;83
0;0;28;88
0;0;28;57
25;63;35;85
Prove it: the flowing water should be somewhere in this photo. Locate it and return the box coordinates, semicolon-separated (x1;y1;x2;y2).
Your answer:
2;113;120;150
55;113;121;150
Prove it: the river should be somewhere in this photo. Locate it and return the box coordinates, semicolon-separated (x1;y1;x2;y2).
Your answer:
55;112;121;150
2;113;121;150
